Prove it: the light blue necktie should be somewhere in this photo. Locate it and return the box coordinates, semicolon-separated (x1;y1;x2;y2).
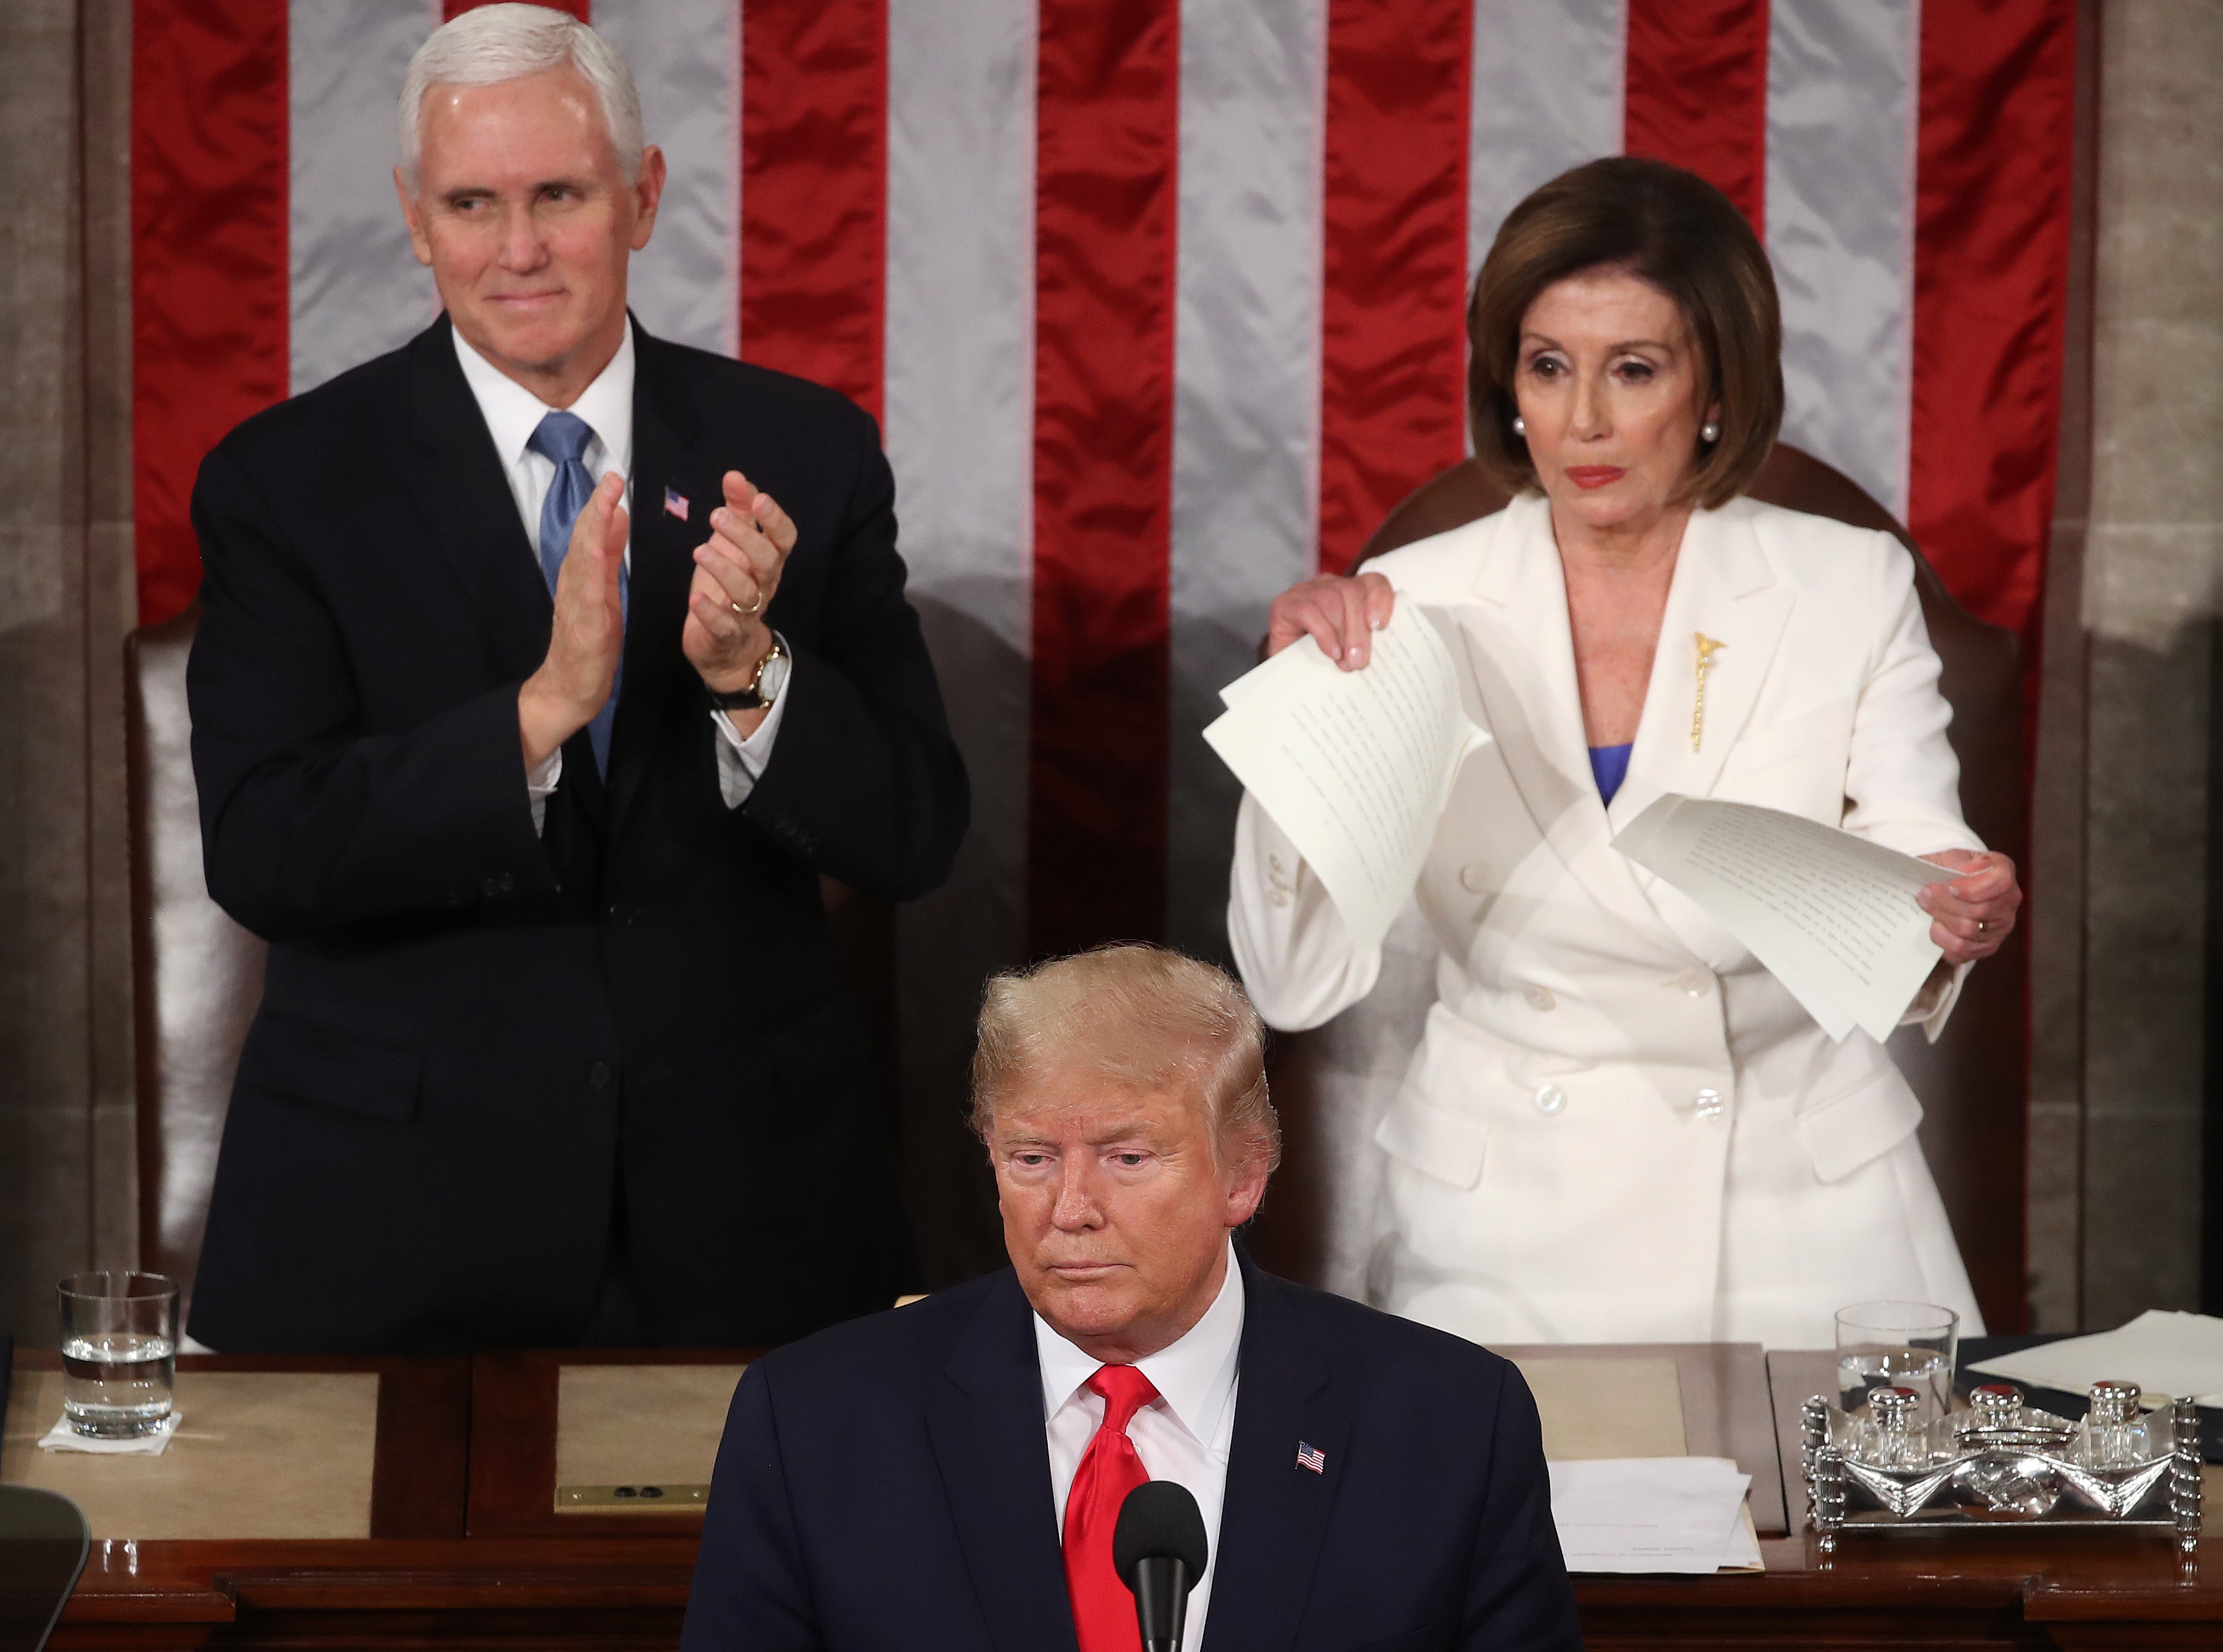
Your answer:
528;410;627;777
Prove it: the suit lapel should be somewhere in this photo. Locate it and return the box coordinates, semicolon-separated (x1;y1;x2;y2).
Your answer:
1606;498;1793;830
609;323;707;831
400;317;554;682
1454;495;1677;945
1201;1257;1348;1652
925;1273;1081;1652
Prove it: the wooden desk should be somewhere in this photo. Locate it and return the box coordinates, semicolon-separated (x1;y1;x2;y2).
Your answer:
15;1347;2223;1648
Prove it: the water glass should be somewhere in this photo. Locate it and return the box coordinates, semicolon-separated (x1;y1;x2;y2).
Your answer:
58;1272;179;1439
1836;1299;1957;1424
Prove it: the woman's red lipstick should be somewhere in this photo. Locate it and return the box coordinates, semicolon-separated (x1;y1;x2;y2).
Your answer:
1565;466;1626;490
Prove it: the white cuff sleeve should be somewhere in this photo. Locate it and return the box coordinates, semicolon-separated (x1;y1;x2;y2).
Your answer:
712;689;787;810
527;749;563;836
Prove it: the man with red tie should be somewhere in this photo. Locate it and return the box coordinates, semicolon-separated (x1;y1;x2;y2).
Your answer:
680;945;1580;1651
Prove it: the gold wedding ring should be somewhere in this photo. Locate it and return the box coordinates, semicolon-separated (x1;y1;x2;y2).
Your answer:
727;595;763;618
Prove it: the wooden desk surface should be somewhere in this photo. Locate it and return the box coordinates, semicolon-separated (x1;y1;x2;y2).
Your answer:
16;1347;2223;1650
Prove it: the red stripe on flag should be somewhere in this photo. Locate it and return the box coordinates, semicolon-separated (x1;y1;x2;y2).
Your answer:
1316;0;1474;576
738;0;889;424
1028;1;1182;955
1622;0;1770;234
1907;1;2077;642
443;1;590;21
132;0;290;626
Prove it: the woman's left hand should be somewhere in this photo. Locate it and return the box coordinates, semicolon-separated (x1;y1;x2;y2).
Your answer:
1916;850;2021;965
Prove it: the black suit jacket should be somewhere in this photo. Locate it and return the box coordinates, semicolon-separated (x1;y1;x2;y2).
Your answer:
185;316;968;1353
680;1252;1582;1651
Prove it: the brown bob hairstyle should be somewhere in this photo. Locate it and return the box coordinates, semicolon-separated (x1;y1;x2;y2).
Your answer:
1468;156;1783;509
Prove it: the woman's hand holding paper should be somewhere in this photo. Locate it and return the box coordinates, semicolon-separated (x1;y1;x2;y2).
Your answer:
1916;850;2021;964
1266;571;1396;669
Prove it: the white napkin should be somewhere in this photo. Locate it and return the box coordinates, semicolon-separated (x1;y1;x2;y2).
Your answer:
1967;1310;2223;1407
37;1412;182;1455
1549;1456;1757;1574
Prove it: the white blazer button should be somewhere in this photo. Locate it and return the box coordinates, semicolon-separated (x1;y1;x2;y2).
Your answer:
1694;1087;1725;1120
1684;973;1712;997
1269;889;1292;908
1534;1084;1567;1115
1524;985;1556;1012
1460;864;1490;893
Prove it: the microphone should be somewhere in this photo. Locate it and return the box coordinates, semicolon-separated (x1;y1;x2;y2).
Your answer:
1113;1480;1209;1652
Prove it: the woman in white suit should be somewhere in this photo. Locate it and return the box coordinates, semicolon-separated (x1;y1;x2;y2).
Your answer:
1229;158;2023;1350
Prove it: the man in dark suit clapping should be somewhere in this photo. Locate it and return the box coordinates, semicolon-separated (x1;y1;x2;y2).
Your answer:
185;4;967;1354
680;946;1580;1652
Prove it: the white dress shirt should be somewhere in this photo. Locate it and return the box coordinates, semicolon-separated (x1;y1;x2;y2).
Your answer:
450;322;784;828
1034;1244;1243;1652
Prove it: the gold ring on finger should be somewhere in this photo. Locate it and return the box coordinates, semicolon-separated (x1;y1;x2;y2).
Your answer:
742;595;763;616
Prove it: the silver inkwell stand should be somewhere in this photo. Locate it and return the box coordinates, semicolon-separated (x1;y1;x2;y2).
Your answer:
1802;1380;2202;1553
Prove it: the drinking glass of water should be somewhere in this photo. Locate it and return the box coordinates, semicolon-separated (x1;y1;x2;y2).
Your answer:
58;1272;178;1439
1836;1299;1957;1424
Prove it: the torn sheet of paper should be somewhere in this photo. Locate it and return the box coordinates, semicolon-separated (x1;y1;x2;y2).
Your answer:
1205;602;1489;954
1613;793;1956;1043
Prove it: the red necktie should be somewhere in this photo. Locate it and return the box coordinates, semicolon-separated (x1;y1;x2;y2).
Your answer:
1062;1364;1161;1652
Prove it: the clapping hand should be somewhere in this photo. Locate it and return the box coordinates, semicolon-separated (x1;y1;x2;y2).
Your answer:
684;470;797;711
519;471;628;770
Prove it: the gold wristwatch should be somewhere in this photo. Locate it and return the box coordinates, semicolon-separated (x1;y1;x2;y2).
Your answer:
707;633;790;711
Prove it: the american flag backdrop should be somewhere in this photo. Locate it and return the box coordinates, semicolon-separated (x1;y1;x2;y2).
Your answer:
131;0;2076;1215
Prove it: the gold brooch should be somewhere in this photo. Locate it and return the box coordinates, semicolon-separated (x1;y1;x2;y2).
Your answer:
1691;634;1726;752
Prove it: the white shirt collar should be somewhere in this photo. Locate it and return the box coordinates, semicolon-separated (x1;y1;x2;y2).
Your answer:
451;316;635;478
1033;1241;1246;1450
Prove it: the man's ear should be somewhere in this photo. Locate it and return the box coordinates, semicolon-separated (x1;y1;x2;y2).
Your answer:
395;168;433;267
628;146;668;252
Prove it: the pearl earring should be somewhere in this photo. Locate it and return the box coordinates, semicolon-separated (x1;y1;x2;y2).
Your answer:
1700;420;1720;443
1511;415;1527;436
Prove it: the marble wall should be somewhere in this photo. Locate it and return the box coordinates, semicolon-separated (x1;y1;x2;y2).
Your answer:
0;0;135;1343
2050;0;2223;1330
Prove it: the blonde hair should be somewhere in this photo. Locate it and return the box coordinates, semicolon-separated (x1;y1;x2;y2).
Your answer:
399;4;645;190
970;945;1280;1173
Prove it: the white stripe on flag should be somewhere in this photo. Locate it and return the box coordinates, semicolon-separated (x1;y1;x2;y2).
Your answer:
289;0;441;394
1466;0;1626;281
884;0;1037;1138
595;0;740;358
1167;0;1328;961
1767;0;1920;518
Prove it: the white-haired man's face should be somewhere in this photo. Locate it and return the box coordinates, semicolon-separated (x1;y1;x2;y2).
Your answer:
397;68;665;401
991;1067;1268;1365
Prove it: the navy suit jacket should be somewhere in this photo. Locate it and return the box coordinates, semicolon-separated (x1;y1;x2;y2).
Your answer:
680;1251;1582;1651
185;316;968;1352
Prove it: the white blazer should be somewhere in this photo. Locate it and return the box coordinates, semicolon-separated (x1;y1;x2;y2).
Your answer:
1229;493;1988;1349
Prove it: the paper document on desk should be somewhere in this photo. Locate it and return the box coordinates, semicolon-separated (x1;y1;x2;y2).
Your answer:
1611;794;1957;1043
1549;1456;1761;1573
1205;602;1490;953
1968;1311;2223;1407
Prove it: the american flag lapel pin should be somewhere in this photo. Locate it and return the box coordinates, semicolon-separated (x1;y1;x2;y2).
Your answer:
1296;1441;1325;1474
664;487;690;521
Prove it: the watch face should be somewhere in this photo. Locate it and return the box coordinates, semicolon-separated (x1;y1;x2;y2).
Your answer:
759;649;791;704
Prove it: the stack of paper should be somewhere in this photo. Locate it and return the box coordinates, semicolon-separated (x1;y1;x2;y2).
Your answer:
1611;793;1960;1042
1548;1457;1762;1574
1968;1310;2223;1407
1203;602;1490;953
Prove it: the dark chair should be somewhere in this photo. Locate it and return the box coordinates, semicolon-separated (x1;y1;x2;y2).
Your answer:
125;607;900;1332
0;1487;89;1652
1245;444;2030;1334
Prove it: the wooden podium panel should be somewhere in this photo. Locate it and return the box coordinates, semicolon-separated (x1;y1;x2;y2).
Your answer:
27;1346;2223;1648
467;1349;758;1538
